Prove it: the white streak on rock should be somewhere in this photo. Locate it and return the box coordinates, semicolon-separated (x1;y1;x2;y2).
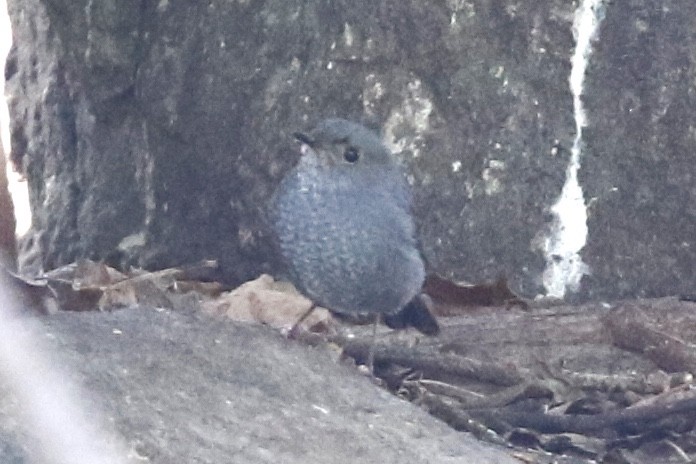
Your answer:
542;0;606;298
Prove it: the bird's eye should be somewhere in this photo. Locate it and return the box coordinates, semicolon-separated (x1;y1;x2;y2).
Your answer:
344;146;360;163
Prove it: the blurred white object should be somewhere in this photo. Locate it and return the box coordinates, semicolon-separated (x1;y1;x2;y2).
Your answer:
0;289;131;463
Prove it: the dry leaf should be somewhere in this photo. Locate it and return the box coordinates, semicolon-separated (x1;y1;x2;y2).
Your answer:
44;259;127;286
423;274;528;316
203;274;330;331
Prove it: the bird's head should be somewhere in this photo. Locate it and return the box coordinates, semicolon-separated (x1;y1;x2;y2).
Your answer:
294;118;394;169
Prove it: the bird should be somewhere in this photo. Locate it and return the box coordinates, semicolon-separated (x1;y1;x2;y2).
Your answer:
269;118;439;366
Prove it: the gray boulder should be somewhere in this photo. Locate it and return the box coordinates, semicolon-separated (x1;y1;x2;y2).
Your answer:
0;307;517;463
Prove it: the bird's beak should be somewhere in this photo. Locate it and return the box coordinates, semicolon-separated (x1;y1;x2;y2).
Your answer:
293;132;317;157
293;132;314;146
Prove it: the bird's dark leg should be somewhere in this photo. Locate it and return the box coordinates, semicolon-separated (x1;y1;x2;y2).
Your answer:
288;304;316;339
366;313;380;373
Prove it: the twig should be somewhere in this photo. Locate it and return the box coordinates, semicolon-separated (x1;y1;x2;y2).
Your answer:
340;337;525;386
605;303;696;373
468;387;696;434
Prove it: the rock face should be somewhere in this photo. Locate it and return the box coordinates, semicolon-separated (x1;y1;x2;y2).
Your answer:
0;147;16;269
4;0;695;300
578;3;696;301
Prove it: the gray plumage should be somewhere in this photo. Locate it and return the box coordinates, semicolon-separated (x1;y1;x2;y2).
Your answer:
270;118;425;318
